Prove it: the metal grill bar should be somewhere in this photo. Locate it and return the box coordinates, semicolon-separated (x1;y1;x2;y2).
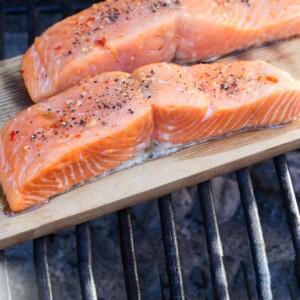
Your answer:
33;237;53;300
0;250;11;300
118;208;141;300
0;2;4;60
62;0;73;18
3;4;92;15
197;181;230;300
158;195;185;300
273;154;300;287
236;168;272;300
27;1;39;46
76;222;97;300
241;261;254;300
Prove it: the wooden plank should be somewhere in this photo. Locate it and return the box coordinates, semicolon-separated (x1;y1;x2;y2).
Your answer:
0;38;300;249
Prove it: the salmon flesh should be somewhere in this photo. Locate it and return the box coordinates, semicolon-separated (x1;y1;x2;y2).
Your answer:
21;0;300;102
1;60;300;212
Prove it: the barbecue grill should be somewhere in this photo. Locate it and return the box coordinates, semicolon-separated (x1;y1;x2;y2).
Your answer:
0;1;300;299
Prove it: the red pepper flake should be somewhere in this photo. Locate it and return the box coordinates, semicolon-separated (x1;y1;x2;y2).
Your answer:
54;45;62;51
95;37;106;47
103;79;109;84
86;16;95;23
266;76;278;83
20;70;25;75
10;131;17;141
75;134;81;139
257;75;262;82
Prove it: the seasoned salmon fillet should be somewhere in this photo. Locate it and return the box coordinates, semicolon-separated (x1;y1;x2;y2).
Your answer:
177;0;300;62
0;72;154;212
189;61;300;140
22;0;300;102
2;60;300;212
133;63;210;145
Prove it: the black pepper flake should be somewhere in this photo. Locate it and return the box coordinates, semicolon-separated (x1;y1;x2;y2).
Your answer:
220;84;229;90
80;120;86;126
31;134;37;141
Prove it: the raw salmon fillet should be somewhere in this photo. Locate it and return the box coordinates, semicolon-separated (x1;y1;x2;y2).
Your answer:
188;61;300;141
133;63;210;144
135;61;300;144
21;0;300;102
1;60;300;212
0;72;154;212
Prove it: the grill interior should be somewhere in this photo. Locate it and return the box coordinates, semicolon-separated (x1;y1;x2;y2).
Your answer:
0;1;300;299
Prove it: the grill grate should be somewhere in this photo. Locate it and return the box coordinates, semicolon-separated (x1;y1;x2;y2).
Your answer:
118;208;141;300
76;223;97;300
1;1;300;299
197;181;229;300
33;237;52;300
236;168;272;300
158;195;185;299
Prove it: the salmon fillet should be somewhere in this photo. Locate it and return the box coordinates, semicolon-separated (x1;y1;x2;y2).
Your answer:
133;63;210;145
0;72;154;212
21;0;300;102
2;60;300;212
177;0;300;61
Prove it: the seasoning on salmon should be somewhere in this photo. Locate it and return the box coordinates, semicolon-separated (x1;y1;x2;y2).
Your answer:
133;63;210;145
21;0;300;102
188;61;300;141
1;60;300;212
0;72;154;212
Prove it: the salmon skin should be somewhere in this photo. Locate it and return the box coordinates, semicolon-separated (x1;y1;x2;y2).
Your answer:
21;0;300;102
1;60;300;212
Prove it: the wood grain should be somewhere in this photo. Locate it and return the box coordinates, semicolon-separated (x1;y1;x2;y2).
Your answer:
0;38;300;250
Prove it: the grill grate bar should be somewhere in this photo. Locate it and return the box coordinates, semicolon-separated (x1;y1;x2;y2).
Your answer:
118;208;141;300
241;261;253;300
158;194;185;300
26;0;39;46
3;4;92;15
197;181;230;300
76;222;97;300
62;0;73;18
236;168;272;300
273;154;300;288
0;250;11;300
33;237;53;300
0;2;4;60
